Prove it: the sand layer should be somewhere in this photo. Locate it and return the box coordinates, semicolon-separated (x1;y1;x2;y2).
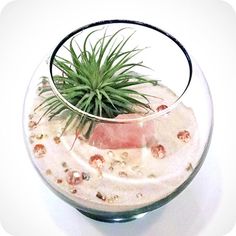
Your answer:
27;84;202;212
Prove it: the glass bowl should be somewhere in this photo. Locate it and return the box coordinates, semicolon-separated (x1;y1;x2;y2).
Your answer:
23;19;213;223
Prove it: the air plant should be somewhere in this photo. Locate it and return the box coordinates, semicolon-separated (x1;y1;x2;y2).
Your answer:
36;28;158;139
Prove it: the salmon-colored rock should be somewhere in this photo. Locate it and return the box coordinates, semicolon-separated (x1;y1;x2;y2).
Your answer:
88;114;156;149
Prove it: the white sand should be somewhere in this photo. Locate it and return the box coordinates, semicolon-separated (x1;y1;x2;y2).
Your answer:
27;84;203;212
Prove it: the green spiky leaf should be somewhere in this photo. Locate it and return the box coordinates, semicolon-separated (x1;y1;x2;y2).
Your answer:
36;28;158;139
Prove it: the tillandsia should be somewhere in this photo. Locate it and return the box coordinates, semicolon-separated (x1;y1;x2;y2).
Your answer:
35;28;158;139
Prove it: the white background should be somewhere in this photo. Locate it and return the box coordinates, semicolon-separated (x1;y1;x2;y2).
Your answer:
0;0;236;235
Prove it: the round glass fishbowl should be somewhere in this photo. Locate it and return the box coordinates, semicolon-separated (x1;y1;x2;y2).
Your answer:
23;20;213;222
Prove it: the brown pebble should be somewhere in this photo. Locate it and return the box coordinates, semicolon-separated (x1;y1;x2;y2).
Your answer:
70;189;77;194
89;154;105;169
151;144;166;158
136;192;143;198
62;162;67;168
156;104;168;112
45;169;52;175
148;174;156;178
96;192;106;201
186;163;193;171
82;172;90;181
56;179;63;184
28;120;37;129
33;144;47;158
36;134;43;139
118;171;128;177
54;136;61;144
177;130;191;143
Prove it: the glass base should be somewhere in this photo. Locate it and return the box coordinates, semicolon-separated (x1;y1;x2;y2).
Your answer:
77;209;147;223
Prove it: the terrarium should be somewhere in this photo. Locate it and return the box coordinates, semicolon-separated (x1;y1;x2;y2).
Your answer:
23;20;213;222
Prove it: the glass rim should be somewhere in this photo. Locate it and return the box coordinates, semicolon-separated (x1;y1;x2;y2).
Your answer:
49;19;193;123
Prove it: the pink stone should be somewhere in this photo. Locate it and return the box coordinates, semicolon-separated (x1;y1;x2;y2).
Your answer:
177;130;191;143
156;104;168;112
151;144;166;158
88;114;157;149
33;144;46;158
66;170;82;185
89;154;105;169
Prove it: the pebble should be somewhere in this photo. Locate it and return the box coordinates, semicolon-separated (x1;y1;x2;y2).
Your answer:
66;170;82;185
136;192;143;198
118;171;128;177
89;154;105;169
56;179;63;184
54;136;61;144
33;144;47;158
36;134;43;139
61;162;68;168
186;163;193;171
151;144;166;158
70;189;77;194
28;120;37;129
45;169;52;175
148;174;156;178
156;104;168;112
107;195;119;203
96;192;106;201
82;172;90;181
177;130;191;143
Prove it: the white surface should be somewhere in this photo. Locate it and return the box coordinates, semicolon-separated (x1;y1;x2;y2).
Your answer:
0;0;236;235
